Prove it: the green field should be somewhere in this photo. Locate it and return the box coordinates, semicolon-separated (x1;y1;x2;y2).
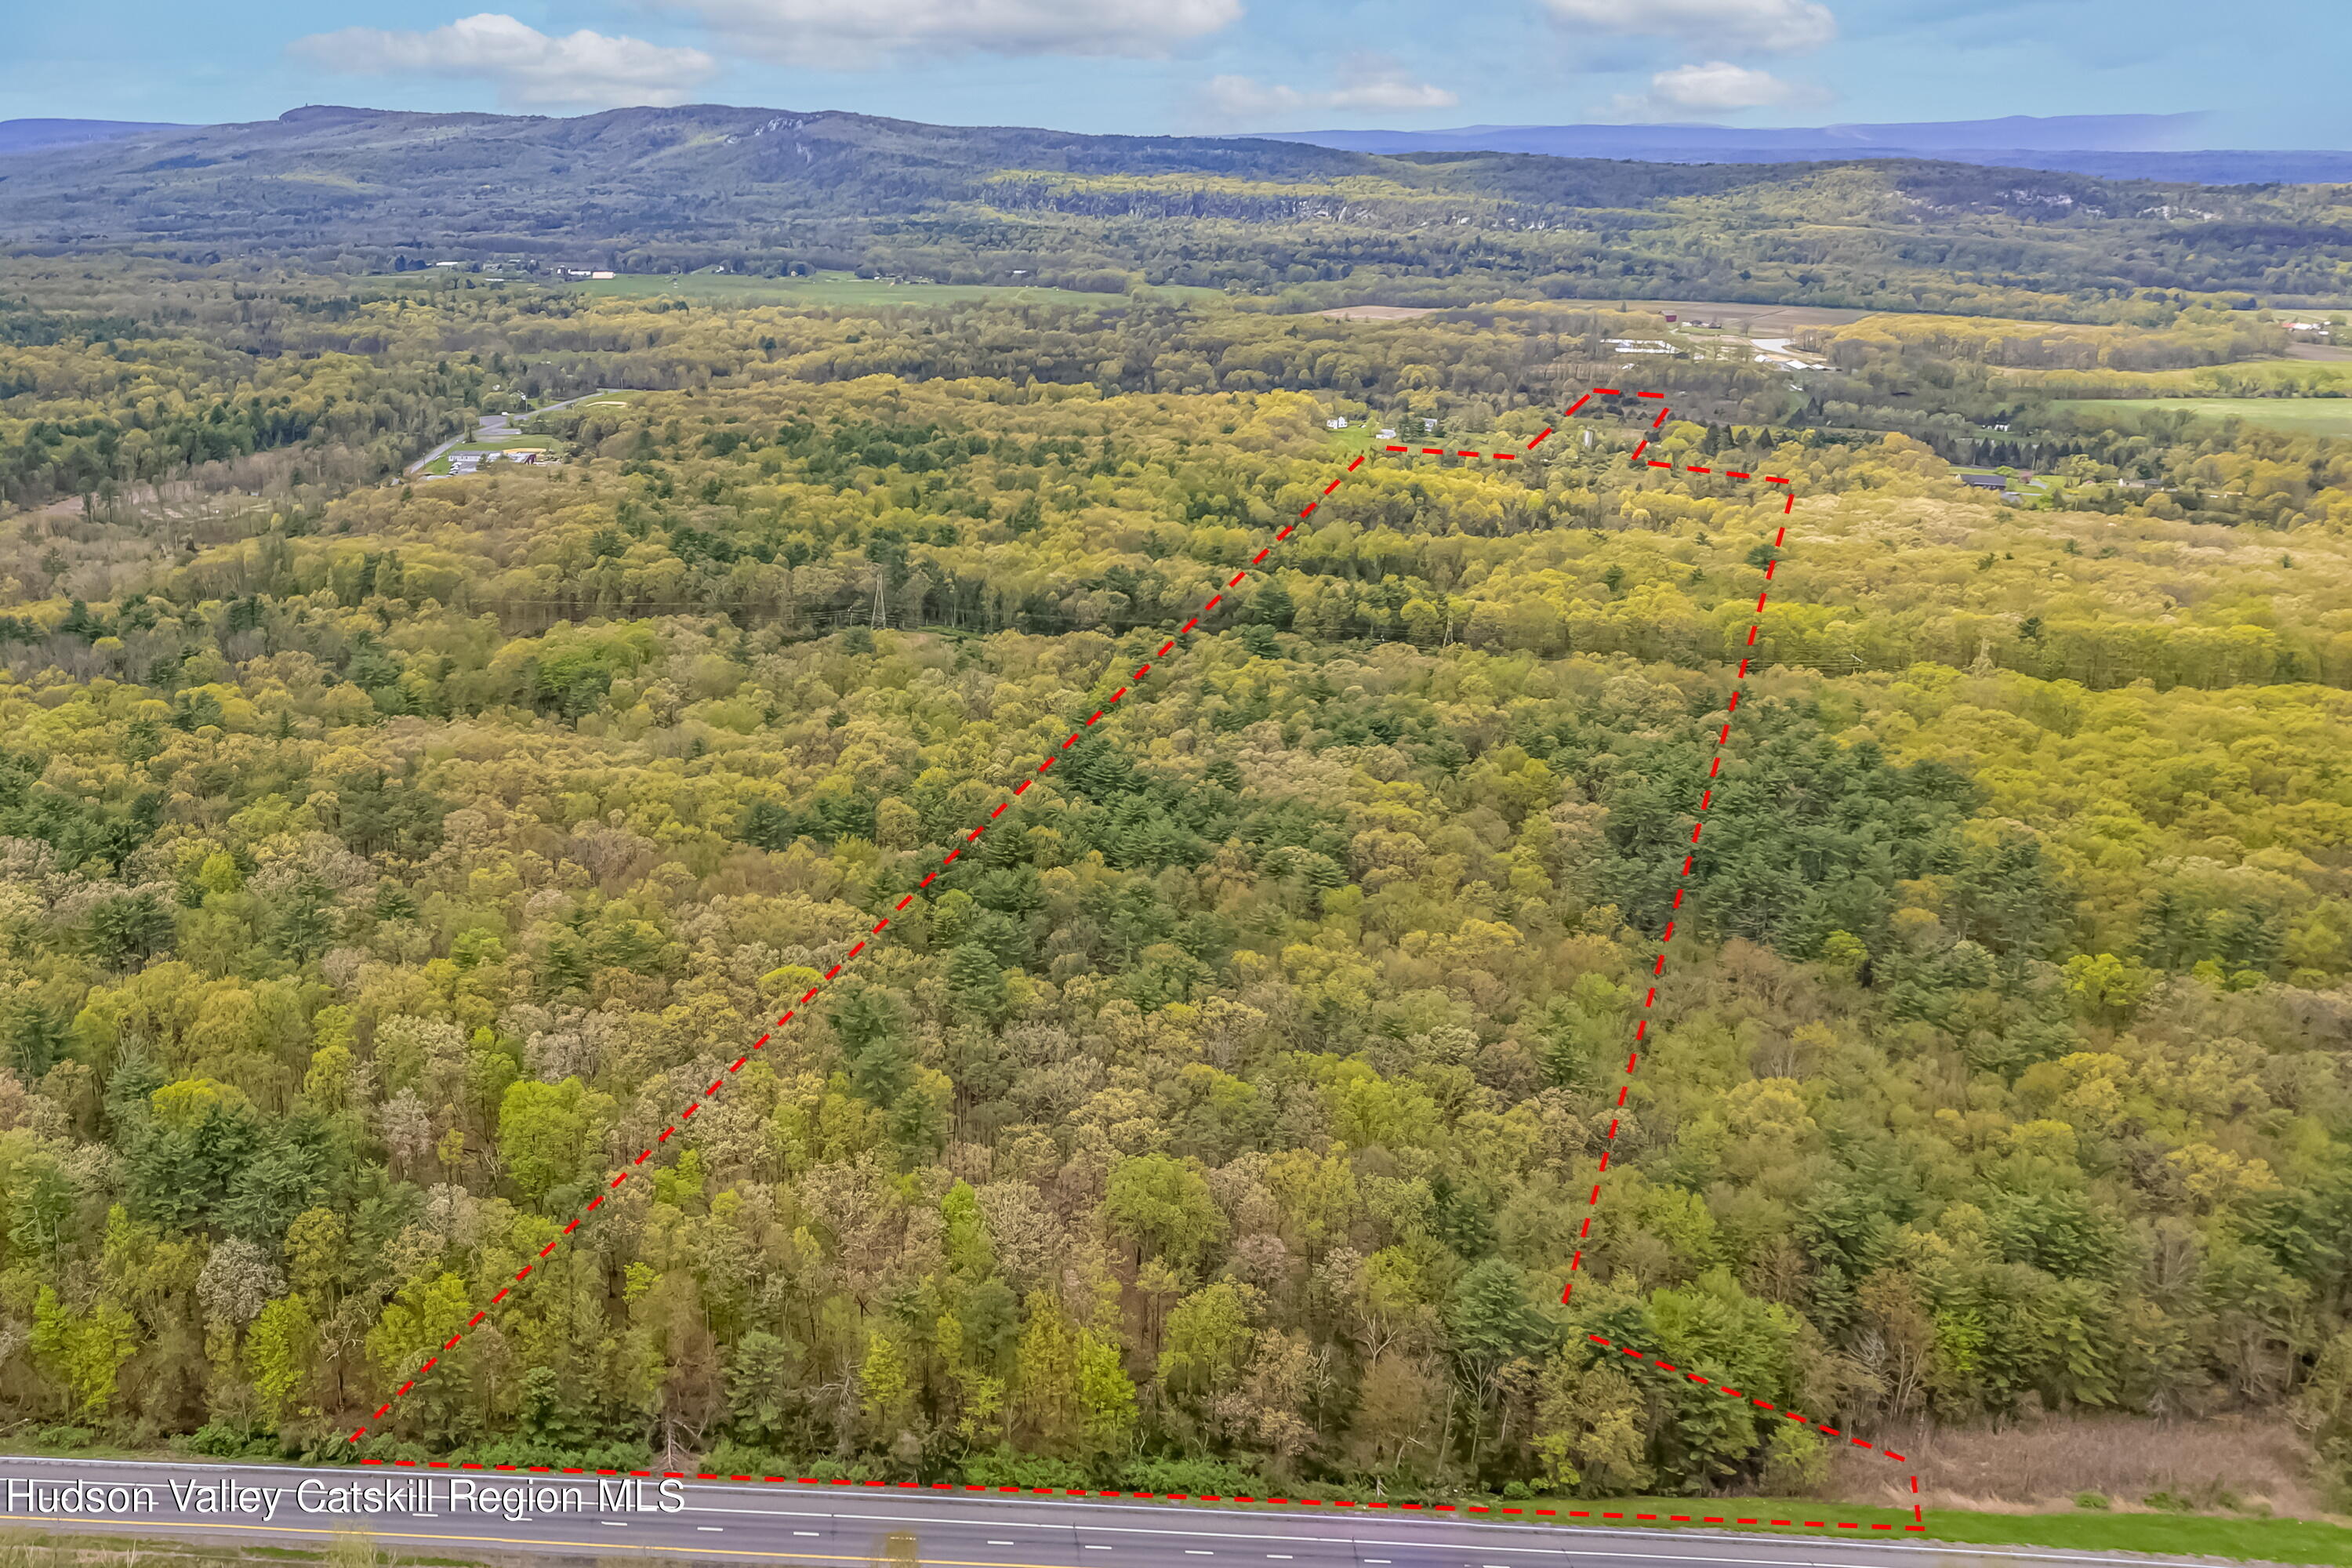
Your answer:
354;270;1225;309
565;270;1229;309
2056;396;2352;437
1242;1495;2352;1564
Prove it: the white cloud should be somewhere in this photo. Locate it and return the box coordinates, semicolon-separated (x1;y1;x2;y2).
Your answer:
290;13;718;108
1602;60;1817;119
1202;55;1459;126
659;0;1242;68
1544;0;1836;53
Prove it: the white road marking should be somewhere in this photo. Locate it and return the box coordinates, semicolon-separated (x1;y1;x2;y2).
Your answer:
601;1521;628;1528
691;1505;1846;1566
0;1460;2189;1568
795;1530;823;1536
698;1526;724;1531
991;1542;1018;1546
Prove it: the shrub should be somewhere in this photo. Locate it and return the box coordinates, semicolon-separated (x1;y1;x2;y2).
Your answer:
182;1421;273;1458
456;1436;656;1472
1759;1425;1828;1496
1115;1455;1270;1497
965;1449;1092;1490
700;1444;879;1484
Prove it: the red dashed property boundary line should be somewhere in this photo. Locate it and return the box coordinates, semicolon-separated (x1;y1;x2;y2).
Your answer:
1590;1335;1923;1526
1587;1335;1911;1465
1550;455;1924;1530
1561;397;1781;1303
343;387;1909;1532
339;454;1374;1441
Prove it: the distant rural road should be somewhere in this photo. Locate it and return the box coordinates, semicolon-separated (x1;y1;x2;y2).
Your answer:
405;389;613;475
0;1456;2267;1568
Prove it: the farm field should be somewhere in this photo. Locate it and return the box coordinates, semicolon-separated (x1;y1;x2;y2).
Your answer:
350;270;1225;309
2055;395;2352;437
564;270;1230;309
2018;357;2352;397
1571;298;1886;328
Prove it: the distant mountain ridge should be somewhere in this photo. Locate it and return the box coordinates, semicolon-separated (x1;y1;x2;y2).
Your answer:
1266;114;2207;154
0;118;190;156
1;102;2346;318
11;108;2341;186
1254;115;2352;183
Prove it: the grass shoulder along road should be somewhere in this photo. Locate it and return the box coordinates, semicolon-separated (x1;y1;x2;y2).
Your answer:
1490;1495;2352;1563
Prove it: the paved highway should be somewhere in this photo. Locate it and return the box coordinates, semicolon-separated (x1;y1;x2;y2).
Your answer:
0;1456;2262;1568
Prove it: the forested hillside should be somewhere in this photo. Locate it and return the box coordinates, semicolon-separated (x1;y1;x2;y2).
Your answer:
6;105;2352;323
2;268;2351;1515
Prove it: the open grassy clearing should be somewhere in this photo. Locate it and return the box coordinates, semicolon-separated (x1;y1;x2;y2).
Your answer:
1220;1496;2352;1563
2022;357;2352;396
564;270;1229;309
418;432;567;477
2055;396;2352;437
351;270;1227;309
1886;1503;2352;1563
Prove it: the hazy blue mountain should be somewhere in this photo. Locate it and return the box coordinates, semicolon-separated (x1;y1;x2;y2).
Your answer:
2;101;2343;313
1247;113;2352;181
1257;114;2202;155
0;118;188;156
1955;149;2352;182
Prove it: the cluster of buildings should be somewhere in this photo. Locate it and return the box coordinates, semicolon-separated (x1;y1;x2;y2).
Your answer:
1325;418;1439;435
446;448;550;476
412;261;616;280
1961;470;2038;500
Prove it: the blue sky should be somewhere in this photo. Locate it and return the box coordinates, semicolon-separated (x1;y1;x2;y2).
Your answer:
9;0;2349;147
